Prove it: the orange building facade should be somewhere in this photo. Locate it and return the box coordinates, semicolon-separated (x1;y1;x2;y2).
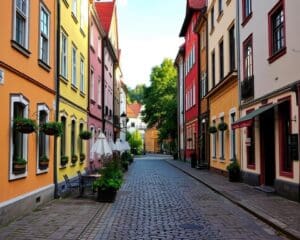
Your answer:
0;0;56;225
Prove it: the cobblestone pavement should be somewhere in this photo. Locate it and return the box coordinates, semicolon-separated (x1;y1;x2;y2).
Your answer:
0;156;289;240
82;157;286;240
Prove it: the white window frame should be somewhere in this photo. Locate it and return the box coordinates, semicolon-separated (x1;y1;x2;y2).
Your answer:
13;0;29;49
80;57;84;93
97;76;101;106
10;94;29;180
0;69;4;84
60;31;68;78
90;22;94;47
97;36;101;59
71;45;77;86
89;126;95;160
36;104;50;174
39;4;50;64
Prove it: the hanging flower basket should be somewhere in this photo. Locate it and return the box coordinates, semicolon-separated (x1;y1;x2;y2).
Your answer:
218;122;228;131
79;131;92;140
40;122;63;137
80;153;85;162
13;117;37;134
71;155;78;164
208;126;217;134
13;157;27;174
39;155;49;170
61;156;69;166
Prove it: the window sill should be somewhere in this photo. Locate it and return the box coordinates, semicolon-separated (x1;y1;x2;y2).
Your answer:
97;105;102;109
241;13;252;27
71;84;78;92
11;40;31;58
38;59;51;72
80;91;86;98
268;47;286;64
90;99;96;104
97;57;102;63
210;27;215;36
62;0;69;8
60;75;69;85
80;28;86;37
71;12;78;24
59;165;67;169
36;169;48;175
219;157;225;162
226;0;231;6
217;11;223;23
90;45;95;53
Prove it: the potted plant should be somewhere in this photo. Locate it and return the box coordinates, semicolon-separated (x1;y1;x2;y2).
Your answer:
208;126;217;134
39;155;49;170
71;155;78;164
218;122;228;131
121;160;129;172
13;117;37;134
93;159;123;202
80;153;85;162
40;122;63;136
61;155;69;166
79;130;92;140
227;158;240;182
13;157;27;174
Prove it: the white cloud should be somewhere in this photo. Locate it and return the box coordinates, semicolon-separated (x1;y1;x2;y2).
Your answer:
118;0;128;7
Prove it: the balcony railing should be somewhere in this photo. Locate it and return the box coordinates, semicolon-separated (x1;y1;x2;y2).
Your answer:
241;76;254;100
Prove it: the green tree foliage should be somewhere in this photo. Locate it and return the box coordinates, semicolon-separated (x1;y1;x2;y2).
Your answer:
127;84;146;104
128;130;143;154
142;58;177;142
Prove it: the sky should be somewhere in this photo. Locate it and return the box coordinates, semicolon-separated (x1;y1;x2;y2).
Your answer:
117;0;186;88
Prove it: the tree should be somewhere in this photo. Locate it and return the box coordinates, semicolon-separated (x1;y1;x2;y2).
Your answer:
142;58;177;143
128;130;143;154
127;84;146;104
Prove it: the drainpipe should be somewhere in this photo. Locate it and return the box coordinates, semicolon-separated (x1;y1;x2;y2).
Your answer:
53;0;61;199
236;0;243;170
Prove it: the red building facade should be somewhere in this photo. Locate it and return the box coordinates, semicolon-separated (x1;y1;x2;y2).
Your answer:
179;0;205;161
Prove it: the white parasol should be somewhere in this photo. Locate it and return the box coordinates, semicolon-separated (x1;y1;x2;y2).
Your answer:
115;138;125;152
123;141;131;151
108;138;117;151
90;132;112;157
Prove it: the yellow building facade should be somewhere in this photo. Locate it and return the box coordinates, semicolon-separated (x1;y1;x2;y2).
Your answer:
57;0;89;184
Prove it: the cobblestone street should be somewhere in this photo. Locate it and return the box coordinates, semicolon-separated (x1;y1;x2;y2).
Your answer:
0;157;288;240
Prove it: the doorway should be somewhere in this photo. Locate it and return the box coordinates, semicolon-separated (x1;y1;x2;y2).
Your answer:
260;108;275;186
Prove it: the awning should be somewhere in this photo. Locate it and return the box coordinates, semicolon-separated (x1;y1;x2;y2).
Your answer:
232;104;276;129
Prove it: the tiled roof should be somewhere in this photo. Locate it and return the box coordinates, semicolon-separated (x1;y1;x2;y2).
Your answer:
95;1;115;34
127;103;142;118
179;0;206;36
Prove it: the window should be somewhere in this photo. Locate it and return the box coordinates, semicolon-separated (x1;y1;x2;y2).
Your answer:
218;0;223;15
37;105;49;172
219;117;225;159
131;122;135;128
229;25;235;72
80;0;85;30
212;51;216;87
98;37;101;59
79;123;83;155
230;111;236;159
14;0;29;48
242;0;252;21
61;31;68;78
89;126;94;159
243;35;253;79
212;120;217;158
98;77;101;105
60;116;67;158
201;72;207;98
40;5;50;64
211;7;214;31
192;84;196;106
219;40;224;81
269;1;285;61
90;23;94;47
80;58;84;93
72;0;77;18
10;95;29;179
71;46;77;86
246;110;255;168
71;119;76;157
90;68;95;100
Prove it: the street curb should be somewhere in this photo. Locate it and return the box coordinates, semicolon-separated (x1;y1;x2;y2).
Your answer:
165;159;300;240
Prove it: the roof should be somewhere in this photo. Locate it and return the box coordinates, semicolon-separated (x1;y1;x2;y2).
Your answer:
179;0;206;36
95;0;115;34
127;103;142;118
